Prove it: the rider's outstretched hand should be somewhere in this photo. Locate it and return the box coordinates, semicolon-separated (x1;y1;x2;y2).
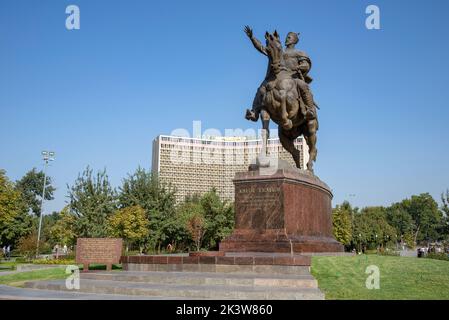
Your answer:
244;25;253;38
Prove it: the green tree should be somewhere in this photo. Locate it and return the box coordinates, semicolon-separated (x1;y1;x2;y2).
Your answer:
162;209;191;253
107;205;149;252
187;212;207;251
68;167;117;238
398;193;443;243
386;204;415;242
118;167;176;252
0;169;32;246
199;189;234;250
402;231;416;248
16;231;50;260
174;189;234;251
119;167;176;214
49;206;76;247
353;207;397;251
39;211;61;245
332;202;353;246
175;201;205;250
16;168;55;216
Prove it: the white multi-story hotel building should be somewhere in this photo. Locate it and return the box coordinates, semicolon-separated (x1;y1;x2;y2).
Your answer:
152;135;309;203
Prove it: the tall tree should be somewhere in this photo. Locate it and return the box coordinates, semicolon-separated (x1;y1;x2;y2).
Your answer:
67;167;117;238
199;189;234;250
332;201;353;246
174;201;206;250
49;206;76;247
172;189;234;252
16;168;55;216
107;205;149;252
119;167;176;213
398;193;443;243
118;167;176;252
187;212;207;251
386;204;415;240
353;207;397;250
0;170;32;246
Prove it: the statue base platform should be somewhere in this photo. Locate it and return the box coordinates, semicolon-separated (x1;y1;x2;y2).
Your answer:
220;163;343;253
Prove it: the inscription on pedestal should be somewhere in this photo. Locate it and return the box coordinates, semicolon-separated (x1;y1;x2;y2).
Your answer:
220;170;343;253
235;181;283;229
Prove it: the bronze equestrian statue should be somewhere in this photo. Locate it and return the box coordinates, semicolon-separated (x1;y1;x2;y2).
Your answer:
244;26;319;173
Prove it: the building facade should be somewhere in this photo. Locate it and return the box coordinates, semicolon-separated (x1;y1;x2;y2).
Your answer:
152;135;309;203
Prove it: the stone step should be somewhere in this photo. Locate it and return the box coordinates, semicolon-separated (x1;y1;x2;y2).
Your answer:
25;278;324;300
0;284;179;300
80;271;318;288
125;263;311;275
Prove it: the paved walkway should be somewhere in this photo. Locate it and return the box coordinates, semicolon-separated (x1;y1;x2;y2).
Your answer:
0;270;20;276
0;285;168;300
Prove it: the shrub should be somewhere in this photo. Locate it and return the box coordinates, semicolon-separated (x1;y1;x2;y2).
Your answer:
58;253;75;260
16;233;51;261
32;259;75;265
425;253;449;261
14;257;28;263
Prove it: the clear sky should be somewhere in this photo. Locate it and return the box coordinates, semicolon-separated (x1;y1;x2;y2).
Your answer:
1;0;449;214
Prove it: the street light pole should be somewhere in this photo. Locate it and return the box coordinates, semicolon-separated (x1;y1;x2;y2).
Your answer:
359;233;362;253
347;194;356;252
36;151;55;257
375;233;378;253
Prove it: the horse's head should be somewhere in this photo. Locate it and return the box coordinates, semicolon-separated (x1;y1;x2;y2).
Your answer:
265;30;283;73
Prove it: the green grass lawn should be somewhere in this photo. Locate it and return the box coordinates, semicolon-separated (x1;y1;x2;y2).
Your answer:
2;255;448;299
311;255;449;300
0;264;122;287
0;260;19;271
0;267;67;287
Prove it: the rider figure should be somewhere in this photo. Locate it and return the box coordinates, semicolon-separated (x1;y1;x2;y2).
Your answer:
244;26;317;122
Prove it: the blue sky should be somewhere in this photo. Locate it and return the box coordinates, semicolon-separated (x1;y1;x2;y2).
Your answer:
1;0;449;214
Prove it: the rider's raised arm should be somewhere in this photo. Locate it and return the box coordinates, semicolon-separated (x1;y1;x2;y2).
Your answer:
250;36;268;56
244;26;268;56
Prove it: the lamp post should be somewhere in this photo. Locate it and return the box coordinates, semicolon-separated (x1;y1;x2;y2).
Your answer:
347;194;356;251
359;233;362;253
375;233;378;253
36;150;55;256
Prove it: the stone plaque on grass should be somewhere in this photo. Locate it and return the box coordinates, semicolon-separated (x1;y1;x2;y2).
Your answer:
75;238;123;271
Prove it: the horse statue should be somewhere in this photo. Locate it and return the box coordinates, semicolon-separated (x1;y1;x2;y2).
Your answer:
245;30;319;173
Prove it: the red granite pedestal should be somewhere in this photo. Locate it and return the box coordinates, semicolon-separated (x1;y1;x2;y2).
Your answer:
219;167;343;253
